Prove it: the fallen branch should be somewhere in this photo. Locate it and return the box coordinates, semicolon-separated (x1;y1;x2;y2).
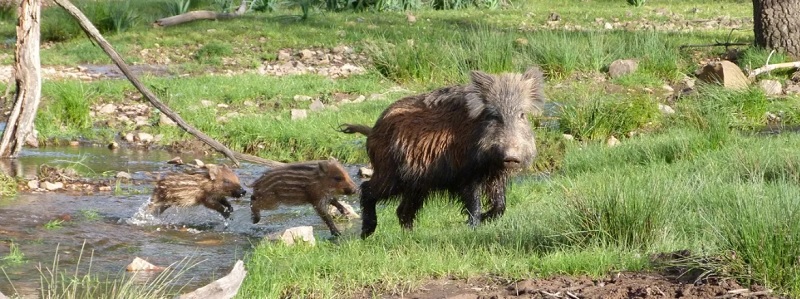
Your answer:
678;42;750;50
179;260;247;299
715;289;772;299
154;0;247;27
748;61;800;80
53;0;285;168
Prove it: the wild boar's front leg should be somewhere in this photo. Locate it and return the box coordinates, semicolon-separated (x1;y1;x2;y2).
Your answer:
329;198;349;216
461;183;482;228
481;176;507;222
312;199;342;237
396;190;425;231
203;197;233;219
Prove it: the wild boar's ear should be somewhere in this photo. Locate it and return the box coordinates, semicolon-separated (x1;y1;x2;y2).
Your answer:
205;164;219;181
317;161;329;176
522;66;547;115
470;70;495;92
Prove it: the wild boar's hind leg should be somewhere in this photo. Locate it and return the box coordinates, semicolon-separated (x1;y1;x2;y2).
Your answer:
396;190;426;231
359;180;380;238
481;176;507;222
313;201;342;237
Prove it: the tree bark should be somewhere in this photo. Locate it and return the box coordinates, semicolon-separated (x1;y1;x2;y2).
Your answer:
154;0;247;27
53;0;286;168
753;0;800;58
0;0;41;158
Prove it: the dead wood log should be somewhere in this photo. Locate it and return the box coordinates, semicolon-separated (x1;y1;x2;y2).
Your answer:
178;260;247;299
0;0;42;158
748;61;800;79
53;0;286;168
154;0;247;27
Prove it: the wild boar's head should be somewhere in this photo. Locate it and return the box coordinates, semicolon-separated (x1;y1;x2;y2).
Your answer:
205;164;247;198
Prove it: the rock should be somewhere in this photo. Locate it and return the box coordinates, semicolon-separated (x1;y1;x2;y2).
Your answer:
658;104;675;115
309;99;325;112
514;38;528;47
406;12;416;23
548;12;560;22
243;100;256;107
135;132;154;143
695;60;750;90
300;49;315;60
69;140;80;146
662;84;674;93
353;95;366;103
271;226;316;246
27;180;39;190
604;22;613;30
126;257;165;272
563;134;574;141
681;76;696;89
328;201;361;219
124;132;135;143
765;112;780;122
792;70;800;83
277;50;292;61
358;167;374;178
97;103;116;115
332;46;347;54
194;159;205;167
167;157;184;165
200;100;214;107
217;103;229;108
293;95;312;102
134;116;150;127
108;142;119;150
178;260;246;299
608;59;638;79
42;181;64;191
759;79;783;96
291;109;308;120
116;171;132;180
607;136;620;147
786;83;800;95
159;113;176;126
98;186;112;191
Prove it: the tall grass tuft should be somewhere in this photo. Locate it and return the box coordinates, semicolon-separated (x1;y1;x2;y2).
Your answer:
558;94;661;141
0;172;17;198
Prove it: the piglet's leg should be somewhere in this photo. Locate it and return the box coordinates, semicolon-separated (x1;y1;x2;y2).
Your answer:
203;198;233;220
313;201;342;237
329;198;349;215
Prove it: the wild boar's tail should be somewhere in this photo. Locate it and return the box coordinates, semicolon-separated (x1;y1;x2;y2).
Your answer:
338;124;372;137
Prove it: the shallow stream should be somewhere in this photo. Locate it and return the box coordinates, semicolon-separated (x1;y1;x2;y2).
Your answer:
0;145;364;298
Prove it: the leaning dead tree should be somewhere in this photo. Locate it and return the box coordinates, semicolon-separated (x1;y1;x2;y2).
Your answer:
0;0;42;158
154;0;248;27
53;0;285;168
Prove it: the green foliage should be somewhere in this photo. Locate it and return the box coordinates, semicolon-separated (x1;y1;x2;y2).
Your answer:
194;41;233;65
80;209;102;221
37;83;94;135
44;219;64;230
0;2;15;23
558;94;661;141
40;7;83;43
2;242;25;265
166;0;193;16
0;172;17;198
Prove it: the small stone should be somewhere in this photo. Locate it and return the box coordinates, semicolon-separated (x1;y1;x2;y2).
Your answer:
217;103;229;108
108;142;119;150
608;59;638;79
135;132;154;143
42;181;64;191
607;136;621;147
27;180;39;190
548;12;560;22
300;49;315;60
97;103;116;115
786;83;800;95
358;167;374;178
328;201;360;219
604;22;613;30
662;84;674;93
353;95;366;103
194;159;205;167
293;95;312;101
406;12;416;23
270;226;316;246
124;133;135;143
277;50;292;61
765;112;780;122
200;100;214;107
69;140;80;146
243;100;256;107
309;99;325;112
116;171;132;180
167;157;184;165
98;186;112;191
291;109;308;120
514;38;529;47
658;104;675;115
563;134;574;141
126;257;165;272
332;46;347;54
759;79;783;96
159;113;176;127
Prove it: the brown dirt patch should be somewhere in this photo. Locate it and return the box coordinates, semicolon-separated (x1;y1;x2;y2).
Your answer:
361;272;785;299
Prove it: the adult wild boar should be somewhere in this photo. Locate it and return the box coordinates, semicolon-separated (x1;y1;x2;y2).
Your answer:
340;66;546;238
249;159;358;237
146;164;247;220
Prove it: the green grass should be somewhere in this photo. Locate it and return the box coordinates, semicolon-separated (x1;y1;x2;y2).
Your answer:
43;220;65;230
2;242;26;265
0;173;17;198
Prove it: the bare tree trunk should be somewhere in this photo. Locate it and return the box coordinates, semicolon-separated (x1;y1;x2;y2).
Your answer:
154;1;248;27
0;0;41;158
53;0;286;168
753;0;800;58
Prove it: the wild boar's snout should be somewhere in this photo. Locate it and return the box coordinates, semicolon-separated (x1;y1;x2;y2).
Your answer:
231;188;247;198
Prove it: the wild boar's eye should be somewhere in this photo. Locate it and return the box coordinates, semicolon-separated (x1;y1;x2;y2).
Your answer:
334;177;344;182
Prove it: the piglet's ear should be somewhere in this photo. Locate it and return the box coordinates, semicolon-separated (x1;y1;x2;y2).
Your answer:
204;164;219;181
317;161;329;176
